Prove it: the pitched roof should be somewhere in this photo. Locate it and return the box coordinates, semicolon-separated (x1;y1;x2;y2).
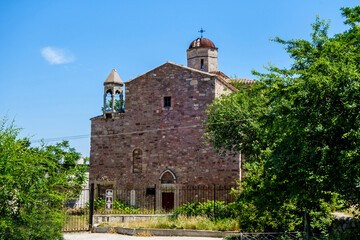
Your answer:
126;62;253;92
127;61;217;83
230;78;256;85
210;71;230;81
104;69;123;85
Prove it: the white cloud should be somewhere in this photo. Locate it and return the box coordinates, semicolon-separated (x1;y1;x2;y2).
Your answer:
41;47;75;64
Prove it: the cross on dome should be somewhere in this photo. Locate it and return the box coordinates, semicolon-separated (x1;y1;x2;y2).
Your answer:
198;27;205;38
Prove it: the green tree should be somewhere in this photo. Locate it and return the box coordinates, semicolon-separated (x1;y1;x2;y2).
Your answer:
0;118;87;240
206;7;360;232
103;99;124;112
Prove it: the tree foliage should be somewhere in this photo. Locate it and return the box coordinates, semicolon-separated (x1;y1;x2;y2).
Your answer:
206;6;360;232
0;118;87;240
103;99;125;112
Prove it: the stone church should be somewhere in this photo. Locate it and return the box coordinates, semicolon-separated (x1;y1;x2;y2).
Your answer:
89;36;254;210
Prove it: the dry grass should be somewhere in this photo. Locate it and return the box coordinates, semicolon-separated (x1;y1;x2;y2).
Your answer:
63;215;89;231
135;230;153;237
98;215;240;231
100;217;163;228
107;227;117;234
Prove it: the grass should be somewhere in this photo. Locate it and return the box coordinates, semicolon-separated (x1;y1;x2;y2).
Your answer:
98;215;241;231
135;230;153;237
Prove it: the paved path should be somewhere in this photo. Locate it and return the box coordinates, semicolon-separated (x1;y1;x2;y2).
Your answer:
64;232;223;240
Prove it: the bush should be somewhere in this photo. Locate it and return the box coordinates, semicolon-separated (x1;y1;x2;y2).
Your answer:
232;198;334;234
92;197;141;214
0;118;86;240
173;200;235;219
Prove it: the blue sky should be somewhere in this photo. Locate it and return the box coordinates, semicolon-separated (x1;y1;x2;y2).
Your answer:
0;0;358;157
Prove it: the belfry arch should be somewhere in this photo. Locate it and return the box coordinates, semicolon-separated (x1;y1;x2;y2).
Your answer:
103;69;124;118
104;90;112;111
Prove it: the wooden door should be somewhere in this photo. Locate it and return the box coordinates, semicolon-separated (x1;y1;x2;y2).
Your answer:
162;192;174;211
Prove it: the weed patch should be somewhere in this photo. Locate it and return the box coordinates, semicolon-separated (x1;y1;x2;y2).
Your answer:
98;215;240;231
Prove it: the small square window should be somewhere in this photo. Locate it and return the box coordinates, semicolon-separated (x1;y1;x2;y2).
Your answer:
164;96;171;108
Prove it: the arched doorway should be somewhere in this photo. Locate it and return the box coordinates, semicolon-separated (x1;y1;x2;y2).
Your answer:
159;170;176;211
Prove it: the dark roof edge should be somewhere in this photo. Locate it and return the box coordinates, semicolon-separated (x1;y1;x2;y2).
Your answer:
90;115;104;120
127;61;217;83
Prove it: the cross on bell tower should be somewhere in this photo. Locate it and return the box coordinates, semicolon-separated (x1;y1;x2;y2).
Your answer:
198;28;205;38
187;29;218;72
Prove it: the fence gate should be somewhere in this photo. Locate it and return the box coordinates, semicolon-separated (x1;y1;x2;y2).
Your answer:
63;187;92;232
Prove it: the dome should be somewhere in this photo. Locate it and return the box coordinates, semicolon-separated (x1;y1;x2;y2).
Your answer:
188;38;215;49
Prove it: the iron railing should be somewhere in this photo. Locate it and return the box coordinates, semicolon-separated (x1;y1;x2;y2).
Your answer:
94;184;236;214
63;187;92;232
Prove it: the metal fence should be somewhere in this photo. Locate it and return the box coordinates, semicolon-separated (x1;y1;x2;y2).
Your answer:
62;184;236;231
63;188;91;232
95;184;236;214
61;184;317;239
228;232;304;240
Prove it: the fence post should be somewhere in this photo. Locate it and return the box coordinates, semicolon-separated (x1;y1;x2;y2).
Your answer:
89;183;94;230
154;184;156;214
213;184;216;220
304;210;311;240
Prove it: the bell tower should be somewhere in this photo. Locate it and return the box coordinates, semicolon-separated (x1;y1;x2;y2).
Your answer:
187;36;218;72
103;69;124;118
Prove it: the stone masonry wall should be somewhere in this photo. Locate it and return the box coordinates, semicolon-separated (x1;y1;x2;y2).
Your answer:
90;63;240;191
187;48;218;72
215;79;231;98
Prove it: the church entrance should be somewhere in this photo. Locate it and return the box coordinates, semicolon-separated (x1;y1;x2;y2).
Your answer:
162;192;174;211
159;169;176;211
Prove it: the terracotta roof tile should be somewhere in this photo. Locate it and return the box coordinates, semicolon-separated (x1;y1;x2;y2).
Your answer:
230;78;256;85
189;38;216;49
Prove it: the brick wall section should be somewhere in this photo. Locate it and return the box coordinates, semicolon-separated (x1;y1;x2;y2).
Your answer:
90;63;241;190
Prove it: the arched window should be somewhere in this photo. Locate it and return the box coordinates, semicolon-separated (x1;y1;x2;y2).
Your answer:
115;90;124;112
133;148;142;173
160;170;176;184
105;90;112;111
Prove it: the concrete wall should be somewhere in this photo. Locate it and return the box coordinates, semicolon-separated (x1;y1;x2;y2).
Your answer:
94;214;169;225
95;226;241;238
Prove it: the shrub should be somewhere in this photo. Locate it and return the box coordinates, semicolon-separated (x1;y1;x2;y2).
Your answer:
0;118;87;240
173;200;235;219
91;197;141;214
232;198;335;234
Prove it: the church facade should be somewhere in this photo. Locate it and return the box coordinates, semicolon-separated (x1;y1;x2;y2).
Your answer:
89;37;253;210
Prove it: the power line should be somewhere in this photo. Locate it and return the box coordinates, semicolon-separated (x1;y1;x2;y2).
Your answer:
31;134;90;143
30;119;249;143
